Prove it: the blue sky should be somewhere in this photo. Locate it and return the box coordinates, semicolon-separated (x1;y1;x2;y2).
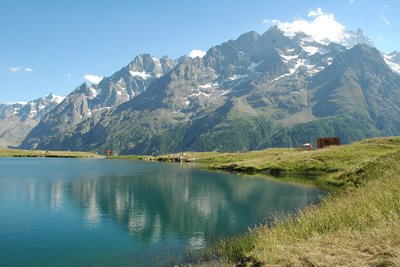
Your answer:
0;0;398;103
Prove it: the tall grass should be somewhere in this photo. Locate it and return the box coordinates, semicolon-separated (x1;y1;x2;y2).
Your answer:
252;183;400;265
237;150;400;266
201;140;400;266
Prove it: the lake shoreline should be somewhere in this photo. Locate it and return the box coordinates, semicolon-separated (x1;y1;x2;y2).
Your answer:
132;136;400;192
130;137;400;265
0;148;102;158
2;137;400;265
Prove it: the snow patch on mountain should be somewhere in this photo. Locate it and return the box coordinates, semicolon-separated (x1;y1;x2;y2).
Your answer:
5;93;63;120
301;44;321;55
92;107;112;113
384;54;400;74
29;108;37;118
228;74;248;81
199;83;213;89
152;56;162;69
278;50;306;77
280;54;299;61
51;95;65;104
129;70;152;79
88;87;99;99
188;91;212;98
274;55;324;81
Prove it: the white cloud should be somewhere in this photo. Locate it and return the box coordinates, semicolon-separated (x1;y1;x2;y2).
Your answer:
308;7;323;17
262;19;279;25
84;74;103;84
263;8;346;44
188;49;206;58
10;66;33;72
10;66;22;72
382;16;391;26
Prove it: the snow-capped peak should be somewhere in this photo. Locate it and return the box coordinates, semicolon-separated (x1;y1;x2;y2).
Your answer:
387;51;400;62
4;93;64;119
269;8;373;49
339;28;374;49
46;93;65;104
286;28;373;50
383;53;400;74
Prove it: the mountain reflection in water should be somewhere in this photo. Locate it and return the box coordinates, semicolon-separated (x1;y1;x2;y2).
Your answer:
0;158;324;266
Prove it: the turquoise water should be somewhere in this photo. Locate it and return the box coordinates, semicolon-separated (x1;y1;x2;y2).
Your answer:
0;158;324;266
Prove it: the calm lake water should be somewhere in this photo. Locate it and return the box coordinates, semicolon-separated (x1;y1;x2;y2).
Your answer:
0;158;324;266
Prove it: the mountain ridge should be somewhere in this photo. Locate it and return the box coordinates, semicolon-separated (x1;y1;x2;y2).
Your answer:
12;26;400;154
0;94;63;147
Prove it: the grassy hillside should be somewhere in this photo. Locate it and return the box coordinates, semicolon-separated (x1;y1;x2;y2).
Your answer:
147;137;400;191
0;148;100;158
142;137;400;265
247;152;400;266
181;138;398;266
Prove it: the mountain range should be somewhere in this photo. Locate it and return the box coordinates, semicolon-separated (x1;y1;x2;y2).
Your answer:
2;26;400;155
0;94;64;147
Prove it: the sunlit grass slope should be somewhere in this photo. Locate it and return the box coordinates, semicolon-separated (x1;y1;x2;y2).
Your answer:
196;137;400;266
246;149;400;266
150;137;400;191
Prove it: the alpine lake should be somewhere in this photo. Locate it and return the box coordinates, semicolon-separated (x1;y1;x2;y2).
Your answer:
0;158;325;266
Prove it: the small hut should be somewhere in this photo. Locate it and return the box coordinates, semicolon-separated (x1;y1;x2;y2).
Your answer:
317;137;341;149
